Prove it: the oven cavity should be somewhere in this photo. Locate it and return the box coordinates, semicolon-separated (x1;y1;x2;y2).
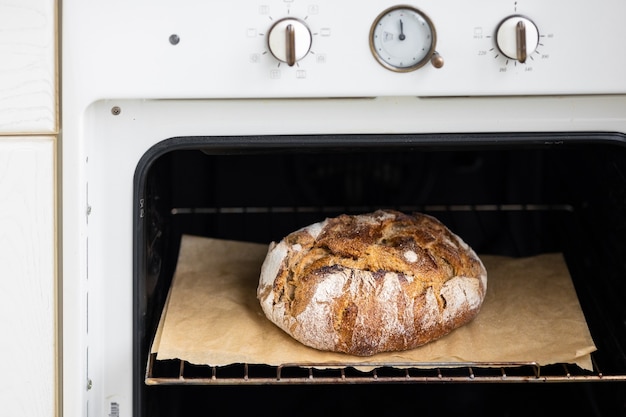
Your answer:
135;134;626;416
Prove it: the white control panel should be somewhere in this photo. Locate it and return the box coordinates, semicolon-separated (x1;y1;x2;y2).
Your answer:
65;0;626;98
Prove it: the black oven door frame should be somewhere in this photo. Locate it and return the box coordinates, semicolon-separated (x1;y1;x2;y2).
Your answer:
132;132;626;417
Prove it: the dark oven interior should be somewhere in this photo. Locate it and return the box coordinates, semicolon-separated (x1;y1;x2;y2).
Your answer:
134;133;626;416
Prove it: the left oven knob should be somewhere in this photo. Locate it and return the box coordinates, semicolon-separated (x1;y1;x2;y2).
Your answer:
267;17;312;66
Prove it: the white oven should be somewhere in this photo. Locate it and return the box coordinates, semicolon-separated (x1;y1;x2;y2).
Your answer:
62;1;626;416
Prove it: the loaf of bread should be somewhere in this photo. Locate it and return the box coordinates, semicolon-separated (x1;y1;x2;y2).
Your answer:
257;209;487;356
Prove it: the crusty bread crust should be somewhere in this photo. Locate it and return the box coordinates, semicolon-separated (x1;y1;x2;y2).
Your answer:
257;210;487;356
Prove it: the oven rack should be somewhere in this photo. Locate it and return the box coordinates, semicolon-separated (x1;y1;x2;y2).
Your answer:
145;353;621;386
148;203;614;386
170;203;574;215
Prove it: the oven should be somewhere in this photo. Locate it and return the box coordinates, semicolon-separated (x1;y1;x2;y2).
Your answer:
61;1;626;416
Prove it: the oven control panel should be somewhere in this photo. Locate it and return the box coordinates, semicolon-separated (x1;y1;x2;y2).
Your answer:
65;0;626;98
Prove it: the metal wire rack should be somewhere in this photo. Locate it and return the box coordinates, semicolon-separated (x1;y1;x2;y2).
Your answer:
145;353;623;386
143;204;626;386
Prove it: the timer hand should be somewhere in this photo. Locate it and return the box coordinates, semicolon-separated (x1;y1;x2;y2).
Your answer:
399;19;406;40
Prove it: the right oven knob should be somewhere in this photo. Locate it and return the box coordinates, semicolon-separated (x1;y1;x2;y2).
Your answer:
495;15;539;63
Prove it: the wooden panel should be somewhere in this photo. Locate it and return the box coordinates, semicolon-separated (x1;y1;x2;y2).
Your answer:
0;137;56;417
0;0;57;134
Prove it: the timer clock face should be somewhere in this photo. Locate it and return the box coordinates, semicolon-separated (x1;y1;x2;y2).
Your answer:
370;6;436;72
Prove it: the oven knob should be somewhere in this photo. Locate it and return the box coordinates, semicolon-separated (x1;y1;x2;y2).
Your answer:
495;15;539;63
267;17;312;66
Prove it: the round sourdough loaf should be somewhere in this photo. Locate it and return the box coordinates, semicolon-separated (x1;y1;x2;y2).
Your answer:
257;209;487;356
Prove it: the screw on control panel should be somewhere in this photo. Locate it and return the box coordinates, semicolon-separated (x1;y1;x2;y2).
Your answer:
87;379;93;390
111;106;121;116
169;34;180;45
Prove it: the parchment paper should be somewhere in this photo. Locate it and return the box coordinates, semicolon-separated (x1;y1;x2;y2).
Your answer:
151;234;597;371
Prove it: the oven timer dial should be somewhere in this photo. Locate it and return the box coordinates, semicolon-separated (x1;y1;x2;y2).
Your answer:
495;15;539;63
369;6;442;72
267;17;312;66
